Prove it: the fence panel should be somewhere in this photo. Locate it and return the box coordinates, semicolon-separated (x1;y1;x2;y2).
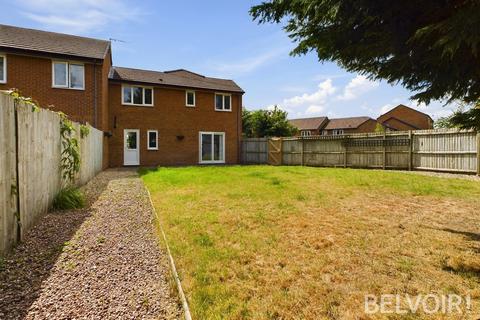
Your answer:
241;138;268;164
242;129;478;173
0;94;18;253
0;93;104;254
413;129;478;173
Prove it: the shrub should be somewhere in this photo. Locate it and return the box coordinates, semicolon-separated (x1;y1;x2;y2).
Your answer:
53;187;85;210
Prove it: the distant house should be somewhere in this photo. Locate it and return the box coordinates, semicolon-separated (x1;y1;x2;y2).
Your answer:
377;104;433;131
289;104;433;137
322;117;378;135
289;116;377;136
288;117;328;136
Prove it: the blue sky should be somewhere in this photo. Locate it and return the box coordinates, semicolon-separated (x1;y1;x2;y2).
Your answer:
0;0;456;120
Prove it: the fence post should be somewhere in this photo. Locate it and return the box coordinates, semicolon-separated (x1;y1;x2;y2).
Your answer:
477;132;480;176
382;132;386;170
408;130;413;171
301;137;305;166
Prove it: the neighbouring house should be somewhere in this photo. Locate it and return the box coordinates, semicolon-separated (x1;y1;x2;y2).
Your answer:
0;24;244;166
288;117;328;136
289;116;378;136
289;105;433;136
377;104;433;131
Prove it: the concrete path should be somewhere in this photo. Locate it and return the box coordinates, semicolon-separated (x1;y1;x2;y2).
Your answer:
0;170;181;319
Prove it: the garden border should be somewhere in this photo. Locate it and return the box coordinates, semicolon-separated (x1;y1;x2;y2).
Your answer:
145;187;192;320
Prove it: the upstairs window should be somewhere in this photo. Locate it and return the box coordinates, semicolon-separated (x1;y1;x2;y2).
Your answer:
52;61;84;89
122;85;153;106
0;55;6;83
215;93;231;111
186;90;195;107
301;130;312;137
332;129;344;136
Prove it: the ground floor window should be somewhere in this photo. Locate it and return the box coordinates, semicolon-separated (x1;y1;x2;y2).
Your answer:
147;130;158;150
200;132;225;163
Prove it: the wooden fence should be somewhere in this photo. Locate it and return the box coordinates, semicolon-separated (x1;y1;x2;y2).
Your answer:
0;93;104;254
242;129;480;174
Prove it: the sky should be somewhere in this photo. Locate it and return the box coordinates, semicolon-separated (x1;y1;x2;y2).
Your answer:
0;0;456;120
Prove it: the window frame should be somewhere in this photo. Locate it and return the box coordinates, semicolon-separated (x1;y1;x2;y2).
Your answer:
301;130;312;137
121;85;154;107
147;130;158;150
214;93;232;112
185;90;196;107
199;131;225;164
332;129;344;136
0;54;6;84
52;61;85;90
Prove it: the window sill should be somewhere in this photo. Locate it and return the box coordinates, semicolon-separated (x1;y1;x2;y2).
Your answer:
186;105;196;108
214;109;232;112
122;103;154;108
147;148;158;151
52;86;85;91
199;160;225;164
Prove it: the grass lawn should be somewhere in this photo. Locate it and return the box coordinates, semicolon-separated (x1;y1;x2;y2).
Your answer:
141;166;480;319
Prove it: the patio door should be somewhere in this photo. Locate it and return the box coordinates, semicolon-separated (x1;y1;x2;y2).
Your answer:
124;129;140;166
199;132;225;164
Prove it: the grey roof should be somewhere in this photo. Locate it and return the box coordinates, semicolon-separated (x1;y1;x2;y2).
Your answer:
0;24;110;60
324;116;373;129
109;67;244;93
289;117;328;130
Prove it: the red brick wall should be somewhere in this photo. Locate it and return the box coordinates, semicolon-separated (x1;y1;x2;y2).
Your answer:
0;51;111;168
0;53;109;129
107;83;242;167
378;106;433;130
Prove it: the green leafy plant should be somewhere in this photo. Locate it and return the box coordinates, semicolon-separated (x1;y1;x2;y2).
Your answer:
52;187;85;210
80;124;90;139
8;88;40;112
59;112;81;184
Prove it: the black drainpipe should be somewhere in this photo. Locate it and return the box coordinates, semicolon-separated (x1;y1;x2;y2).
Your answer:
93;60;98;128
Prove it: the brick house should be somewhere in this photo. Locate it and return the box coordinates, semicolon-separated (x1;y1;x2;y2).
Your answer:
289;116;378;136
377;104;433;131
0;24;244;166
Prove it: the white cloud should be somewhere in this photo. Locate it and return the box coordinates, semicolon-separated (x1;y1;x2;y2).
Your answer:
337;75;379;101
305;105;325;115
209;48;288;76
16;0;142;34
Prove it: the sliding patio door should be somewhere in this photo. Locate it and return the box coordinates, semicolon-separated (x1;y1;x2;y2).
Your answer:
199;132;225;164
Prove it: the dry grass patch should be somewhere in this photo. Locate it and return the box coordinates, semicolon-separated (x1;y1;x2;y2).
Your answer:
141;166;480;319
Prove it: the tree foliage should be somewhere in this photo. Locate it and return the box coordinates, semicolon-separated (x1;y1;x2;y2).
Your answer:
435;103;480;130
250;1;480;105
243;106;297;138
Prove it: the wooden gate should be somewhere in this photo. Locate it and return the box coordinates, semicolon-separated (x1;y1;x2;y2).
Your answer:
268;138;282;166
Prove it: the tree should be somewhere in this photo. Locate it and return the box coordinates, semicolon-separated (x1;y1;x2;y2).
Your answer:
374;123;385;133
250;1;480;127
243;106;298;138
435;103;480;130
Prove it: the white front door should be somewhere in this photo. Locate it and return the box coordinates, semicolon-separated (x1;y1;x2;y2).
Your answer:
124;129;140;166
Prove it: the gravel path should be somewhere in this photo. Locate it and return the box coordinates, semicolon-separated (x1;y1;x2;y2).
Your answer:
399;170;480;181
0;169;181;319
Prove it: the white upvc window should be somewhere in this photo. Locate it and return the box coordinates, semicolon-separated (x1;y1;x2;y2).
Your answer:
0;54;6;83
332;129;344;136
52;61;85;90
122;85;154;106
199;132;225;164
301;130;311;137
186;90;195;107
147;130;158;150
214;93;232;111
